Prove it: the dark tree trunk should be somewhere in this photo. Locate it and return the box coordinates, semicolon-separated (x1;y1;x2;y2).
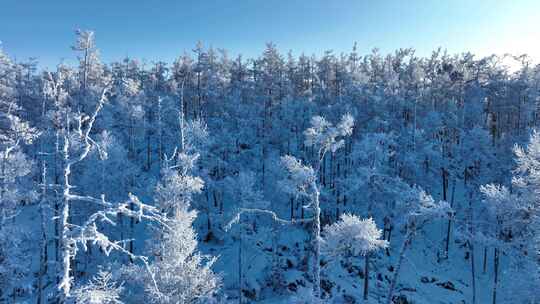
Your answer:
443;180;456;259
363;254;369;300
483;247;488;274
290;197;294;220
442;168;448;201
492;248;499;304
470;241;477;304
386;230;412;304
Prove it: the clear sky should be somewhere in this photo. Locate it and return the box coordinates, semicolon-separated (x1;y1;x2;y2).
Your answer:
0;0;539;68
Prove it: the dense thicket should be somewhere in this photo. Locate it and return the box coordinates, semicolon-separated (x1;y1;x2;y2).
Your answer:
0;31;538;303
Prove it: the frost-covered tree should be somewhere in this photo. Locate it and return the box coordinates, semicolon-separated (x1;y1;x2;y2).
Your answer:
54;37;168;302
322;215;388;300
144;118;220;304
510;132;540;250
0;46;40;302
0;221;34;302
344;132;405;227
386;187;452;304
0;138;36;301
227;171;267;211
0;142;36;220
226;170;270;302
55;90;167;301
478;184;514;304
146;206;220;304
155;154;204;215
227;163;313;298
478;130;540;304
71;269;124;304
281;113;354;301
2;33;540;304
72;29;104;100
42;64;76;287
0;47;39;222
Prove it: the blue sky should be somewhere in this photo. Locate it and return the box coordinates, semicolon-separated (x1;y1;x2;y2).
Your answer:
1;0;538;68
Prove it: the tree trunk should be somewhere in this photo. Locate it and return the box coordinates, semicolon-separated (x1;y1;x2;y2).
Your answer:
442;168;448;201
0;148;7;204
37;163;49;304
146;129;151;171
470;241;477;304
311;182;321;302
363;254;369;301
386;224;393;256
290;197;294;220
483;247;488;274
157;97;163;170
443;180;456;259
59;140;73;303
0;149;9;303
492;248;499;304
386;230;412;304
271;218;280;291
238;217;244;304
55;132;61;272
128;115;135;260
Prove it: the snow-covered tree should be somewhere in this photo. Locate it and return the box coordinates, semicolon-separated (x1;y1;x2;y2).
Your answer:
227;171;267;210
225;170;270;302
345;132;403;220
304;114;354;161
0;46;40;302
2;32;540;304
54;39;168;302
281;113;354;302
72;29;104;99
0;146;36;220
478;130;540;304
0;47;39;224
0;223;34;301
146;206;220;304
386;186;452;304
71;269;124;304
145;117;220;304
0;139;36;301
322;214;388;300
155;153;204;215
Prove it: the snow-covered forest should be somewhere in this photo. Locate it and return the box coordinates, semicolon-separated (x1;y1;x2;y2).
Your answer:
0;30;539;303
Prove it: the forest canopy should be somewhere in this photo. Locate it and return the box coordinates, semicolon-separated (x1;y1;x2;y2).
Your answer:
0;30;539;304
